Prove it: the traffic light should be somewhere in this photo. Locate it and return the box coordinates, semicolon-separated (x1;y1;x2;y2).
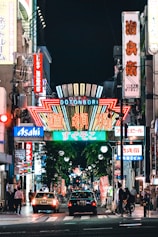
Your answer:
0;114;8;123
0;113;12;127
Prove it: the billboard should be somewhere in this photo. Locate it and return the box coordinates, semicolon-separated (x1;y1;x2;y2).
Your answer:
122;11;140;98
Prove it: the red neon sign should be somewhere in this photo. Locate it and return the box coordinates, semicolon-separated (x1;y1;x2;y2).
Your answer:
33;53;43;93
27;98;130;131
25;142;33;162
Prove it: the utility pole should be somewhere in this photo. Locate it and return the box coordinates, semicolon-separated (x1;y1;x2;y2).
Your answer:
120;98;124;185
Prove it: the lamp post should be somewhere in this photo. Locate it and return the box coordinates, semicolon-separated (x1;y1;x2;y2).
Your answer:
120;98;124;185
100;144;116;201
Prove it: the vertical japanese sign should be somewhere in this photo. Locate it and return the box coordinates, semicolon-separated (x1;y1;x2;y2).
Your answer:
122;12;140;98
33;53;43;93
148;0;158;54
25;142;33;162
0;0;17;64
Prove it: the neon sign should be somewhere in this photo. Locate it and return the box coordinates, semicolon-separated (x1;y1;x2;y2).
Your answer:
33;53;43;93
60;97;98;106
52;131;107;141
14;126;44;137
27;98;130;131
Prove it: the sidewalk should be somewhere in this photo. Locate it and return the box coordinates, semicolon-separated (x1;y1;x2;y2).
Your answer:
104;204;158;218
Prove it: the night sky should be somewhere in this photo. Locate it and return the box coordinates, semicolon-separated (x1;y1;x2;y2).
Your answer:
38;0;147;89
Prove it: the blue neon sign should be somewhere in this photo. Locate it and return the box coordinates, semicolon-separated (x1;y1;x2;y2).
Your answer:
14;126;44;137
116;155;143;161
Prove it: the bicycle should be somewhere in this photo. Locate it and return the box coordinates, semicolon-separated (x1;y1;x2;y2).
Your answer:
115;201;135;215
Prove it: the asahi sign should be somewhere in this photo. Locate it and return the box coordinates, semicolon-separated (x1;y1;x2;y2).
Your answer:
33;53;43;93
14;126;44;137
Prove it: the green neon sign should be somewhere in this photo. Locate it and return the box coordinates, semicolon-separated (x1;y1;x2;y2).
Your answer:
53;131;107;141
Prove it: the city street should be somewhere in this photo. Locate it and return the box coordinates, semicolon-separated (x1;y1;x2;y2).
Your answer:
0;203;158;226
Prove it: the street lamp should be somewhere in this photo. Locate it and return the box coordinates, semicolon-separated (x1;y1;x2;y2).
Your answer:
100;144;116;201
64;157;70;162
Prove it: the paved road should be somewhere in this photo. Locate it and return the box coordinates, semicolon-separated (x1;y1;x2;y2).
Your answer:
0;204;158;225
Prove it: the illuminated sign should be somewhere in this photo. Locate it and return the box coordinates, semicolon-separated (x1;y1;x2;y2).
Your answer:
60;97;99;106
33;53;43;93
148;0;158;54
114;126;144;137
25;142;32;162
116;155;143;161
14;126;44;137
116;144;143;161
0;0;17;64
72;113;88;130
52;131;107;141
27;98;131;131
122;11;140;98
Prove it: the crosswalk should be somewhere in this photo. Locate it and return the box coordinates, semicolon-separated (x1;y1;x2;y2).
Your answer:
0;213;142;225
45;214;118;222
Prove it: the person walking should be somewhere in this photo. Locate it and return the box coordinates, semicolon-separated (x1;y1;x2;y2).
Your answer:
28;189;34;205
14;186;24;215
124;187;132;216
118;182;124;217
130;186;137;203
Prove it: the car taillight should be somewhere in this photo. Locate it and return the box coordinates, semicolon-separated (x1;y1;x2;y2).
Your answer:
91;201;97;207
68;201;72;207
52;199;57;206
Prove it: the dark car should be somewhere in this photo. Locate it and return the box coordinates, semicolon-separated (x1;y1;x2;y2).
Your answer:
31;191;60;213
67;190;97;216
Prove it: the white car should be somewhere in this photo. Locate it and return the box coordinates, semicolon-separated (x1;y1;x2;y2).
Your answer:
32;191;60;213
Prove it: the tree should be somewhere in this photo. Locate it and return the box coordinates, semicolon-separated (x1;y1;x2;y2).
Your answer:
81;142;112;178
45;141;77;187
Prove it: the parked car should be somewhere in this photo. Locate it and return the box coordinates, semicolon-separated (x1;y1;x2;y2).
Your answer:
67;190;97;216
31;191;60;213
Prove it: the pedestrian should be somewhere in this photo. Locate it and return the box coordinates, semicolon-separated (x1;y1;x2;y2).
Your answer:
14;186;24;215
28;189;34;205
143;192;150;217
124;187;132;216
6;187;13;211
118;182;124;217
130;186;137;203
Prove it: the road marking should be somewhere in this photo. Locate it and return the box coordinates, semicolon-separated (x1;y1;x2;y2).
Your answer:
84;227;113;231
81;215;90;220
46;217;58;222
98;215;107;218
63;216;74;221
108;215;118;218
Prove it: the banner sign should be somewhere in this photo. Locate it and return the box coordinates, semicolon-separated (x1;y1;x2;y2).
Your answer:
114;125;144;137
148;0;158;54
33;53;43;93
25;142;33;162
0;0;17;64
116;144;143;161
122;11;140;98
52;131;107;141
